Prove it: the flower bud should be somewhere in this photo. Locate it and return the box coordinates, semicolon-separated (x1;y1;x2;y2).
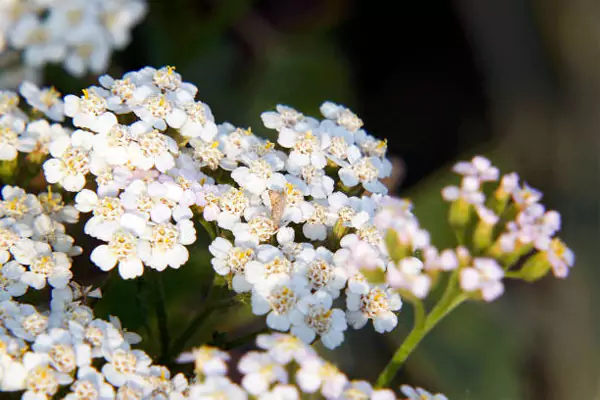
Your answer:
385;229;411;263
0;159;18;183
448;198;471;228
518;252;551;282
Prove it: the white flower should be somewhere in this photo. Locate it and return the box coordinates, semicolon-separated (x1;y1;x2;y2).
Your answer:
0;261;27;300
545;238;574;278
400;385;448;400
260;384;299;400
138;220;196;271
475;205;499;226
133;91;186;131
233;215;279;246
66;366;115;400
337;380;394;400
441;176;484;205
160;164;211;207
0;222;27;264
216;187;250;229
101;348;152;387
43;129;95;192
320;120;361;165
179;100;218;140
64;89;117;134
498;172;520;197
32;328;91;374
422;246;458;272
295;357;347;399
4;302;48;341
338;156;390;194
238;351;288;396
108;315;141;345
0;90;22;117
189;376;247;400
290;165;334;199
460;258;504;302
68;318;125;359
91;123;134;166
293;246;347;298
0;114;34;160
217;124;261;168
101;0;147;49
63;25;112;77
354;130;388;159
453;156;499;183
38;189;80;224
320;101;364;133
231;152;287;196
278;129;328;171
251;276;310;332
255;333;315;364
346;286;402;333
176;346;230;377
302;202;331;241
192;139;227;174
338;234;386;274
386;257;431;299
20;81;64;121
9;12;66;68
11;239;72;290
0;185;42;222
90;230;144;279
98;73;139;113
128;123;179;172
76;190;145;242
21;352;72;398
261;105;308;131
209;237;255;293
290;291;347;349
145;180;193;222
30;214;82;256
512;183;542;208
245;245;293;290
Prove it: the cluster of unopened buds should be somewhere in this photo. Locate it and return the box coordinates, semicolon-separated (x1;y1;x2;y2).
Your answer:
0;0;147;76
0;65;573;399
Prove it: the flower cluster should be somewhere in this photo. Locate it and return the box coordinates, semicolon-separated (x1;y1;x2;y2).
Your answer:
25;66;402;349
0;277;446;399
0;82;70;167
439;156;573;300
0;185;80;296
0;63;575;398
175;332;447;400
0;0;147;76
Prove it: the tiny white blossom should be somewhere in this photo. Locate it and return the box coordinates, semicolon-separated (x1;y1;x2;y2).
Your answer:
460;258;504;302
43;129;95;192
400;384;448;400
346;286;402;333
238;351;288;396
386;257;431;299
20;81;64;121
176;346;230;377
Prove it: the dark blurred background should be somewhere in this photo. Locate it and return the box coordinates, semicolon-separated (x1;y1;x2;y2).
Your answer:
42;0;600;398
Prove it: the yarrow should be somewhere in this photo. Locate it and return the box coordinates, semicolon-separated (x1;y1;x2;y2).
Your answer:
1;0;147;77
0;63;574;399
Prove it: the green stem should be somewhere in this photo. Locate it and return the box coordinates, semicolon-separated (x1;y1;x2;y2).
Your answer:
375;273;467;388
169;298;232;358
199;217;217;240
504;271;522;279
154;274;171;364
168;275;233;358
